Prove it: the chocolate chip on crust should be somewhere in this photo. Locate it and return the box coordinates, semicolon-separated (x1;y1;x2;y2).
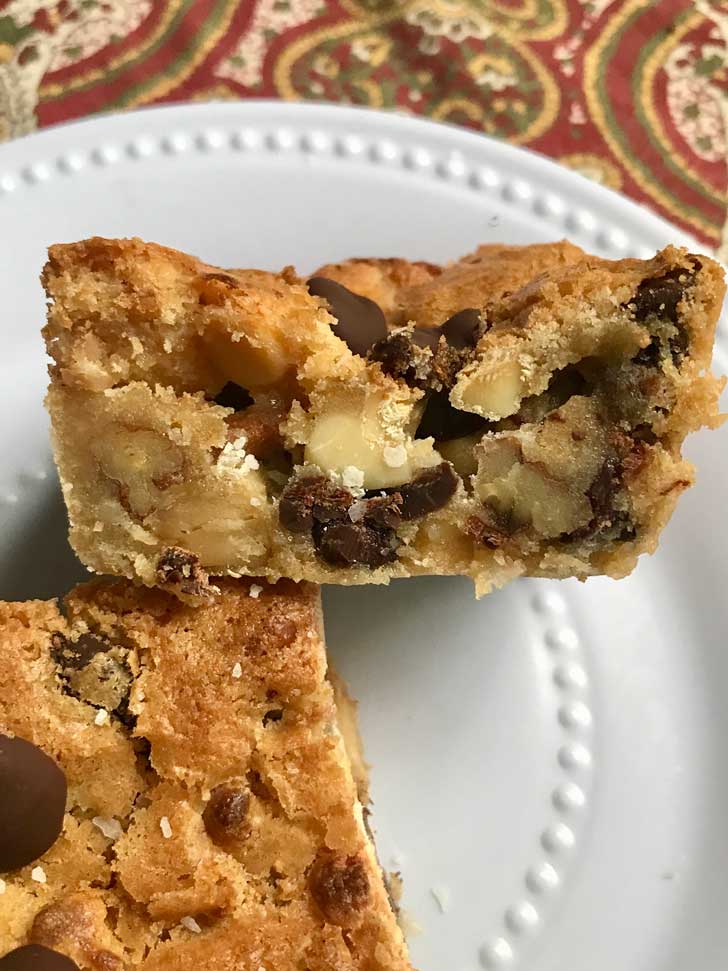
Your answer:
0;735;67;873
370;309;483;390
309;852;371;927
203;785;250;845
0;945;79;970
440;308;482;349
308;277;388;357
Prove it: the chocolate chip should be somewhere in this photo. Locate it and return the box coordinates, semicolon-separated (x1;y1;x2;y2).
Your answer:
369;310;482;391
632;423;658;446
630;271;685;323
415;390;487;442
633;338;662;368
0;945;79;971
411;328;440;351
50;632;106;672
156;547;211;599
563;456;636;544
263;709;283;725
203;785;250;845
0;735;67;872
246;770;274;802
312;521;399;568
309;852;371;927
430;340;469;389
440;308;482;349
368;331;432;387
51;633;133;727
587;456;621;528
308;277;387;356
668;330;689;365
279;476;352;533
213;382;254;411
465;508;513;549
356;493;402;529
398;463;458;520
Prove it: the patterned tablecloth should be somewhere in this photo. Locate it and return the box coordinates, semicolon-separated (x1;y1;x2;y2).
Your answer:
0;0;726;255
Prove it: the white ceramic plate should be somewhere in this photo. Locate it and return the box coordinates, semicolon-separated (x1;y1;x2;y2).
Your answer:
1;102;727;971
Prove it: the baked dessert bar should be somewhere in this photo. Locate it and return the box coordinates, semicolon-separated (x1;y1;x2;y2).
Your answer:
0;579;411;970
43;238;725;597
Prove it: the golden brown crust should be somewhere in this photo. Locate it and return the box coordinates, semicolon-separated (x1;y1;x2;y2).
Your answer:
0;580;411;970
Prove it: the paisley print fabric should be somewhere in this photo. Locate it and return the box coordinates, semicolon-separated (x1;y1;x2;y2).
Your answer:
0;0;725;252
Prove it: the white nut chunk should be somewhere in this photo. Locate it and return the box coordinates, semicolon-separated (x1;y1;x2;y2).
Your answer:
453;358;527;419
304;390;439;489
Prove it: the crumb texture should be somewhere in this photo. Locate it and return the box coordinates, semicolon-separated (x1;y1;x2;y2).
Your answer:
43;237;726;596
0;580;411;970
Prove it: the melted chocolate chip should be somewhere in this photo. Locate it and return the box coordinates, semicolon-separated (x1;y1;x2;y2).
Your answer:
466;508;513;549
630;270;685;323
50;633;133;727
0;945;79;971
213;382;254;411
398;463;458;520
440;308;482;349
279;463;457;566
203;785;250;845
410;328;440;351
563;456;636;544
633;339;662;368
309;852;371;927
263;709;284;725
415;390;488;442
0;735;67;872
369;309;482;391
278;476;352;533
357;493;402;529
368;331;431;387
668;330;689;365
587;457;622;528
156;547;211;598
308;277;387;357
312;520;399;568
50;632;107;672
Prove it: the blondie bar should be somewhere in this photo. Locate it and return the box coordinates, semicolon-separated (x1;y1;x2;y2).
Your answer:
43;238;725;596
0;579;410;970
